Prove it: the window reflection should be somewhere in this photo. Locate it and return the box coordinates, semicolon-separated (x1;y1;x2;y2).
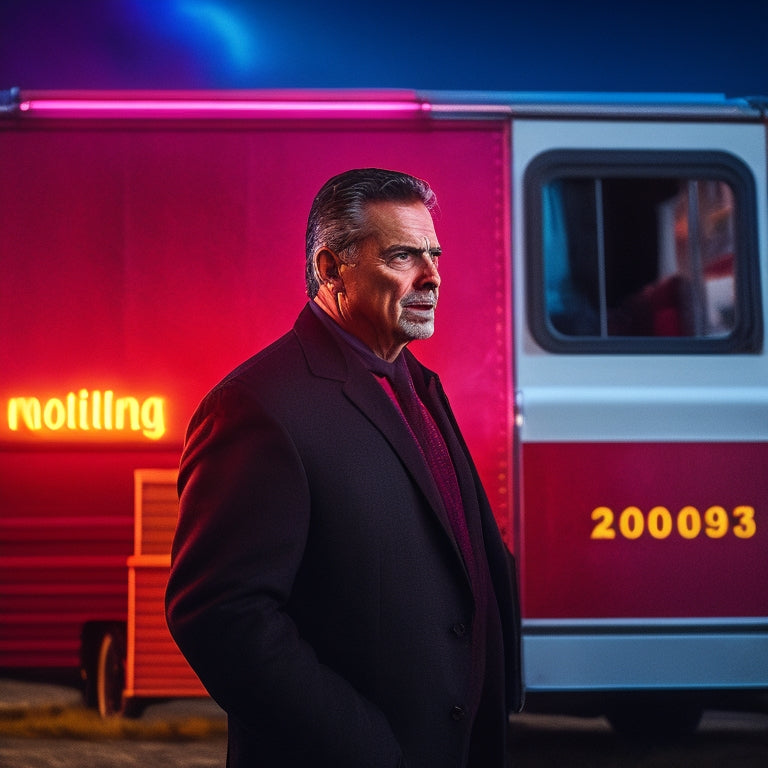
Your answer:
543;176;737;339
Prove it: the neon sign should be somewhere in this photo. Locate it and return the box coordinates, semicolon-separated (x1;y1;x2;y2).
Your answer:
6;389;166;440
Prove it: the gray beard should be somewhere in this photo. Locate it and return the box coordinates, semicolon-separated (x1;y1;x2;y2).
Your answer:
399;317;435;340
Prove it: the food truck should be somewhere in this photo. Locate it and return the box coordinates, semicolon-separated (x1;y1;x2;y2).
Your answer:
1;89;766;731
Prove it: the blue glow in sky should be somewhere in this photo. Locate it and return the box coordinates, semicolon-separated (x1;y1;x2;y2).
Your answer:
137;0;265;76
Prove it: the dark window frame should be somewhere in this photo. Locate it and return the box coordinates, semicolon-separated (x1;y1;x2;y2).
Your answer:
524;149;762;354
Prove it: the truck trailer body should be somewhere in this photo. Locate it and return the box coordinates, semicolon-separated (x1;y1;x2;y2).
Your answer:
1;90;766;726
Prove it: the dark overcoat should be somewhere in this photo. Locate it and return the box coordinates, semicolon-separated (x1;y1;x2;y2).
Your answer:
166;303;522;768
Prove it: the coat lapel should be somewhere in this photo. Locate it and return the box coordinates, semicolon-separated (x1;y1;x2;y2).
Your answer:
342;369;448;520
293;305;464;565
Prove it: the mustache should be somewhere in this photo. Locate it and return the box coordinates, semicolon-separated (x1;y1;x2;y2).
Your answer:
401;292;437;308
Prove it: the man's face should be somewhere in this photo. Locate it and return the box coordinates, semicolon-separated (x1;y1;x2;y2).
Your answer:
337;200;441;361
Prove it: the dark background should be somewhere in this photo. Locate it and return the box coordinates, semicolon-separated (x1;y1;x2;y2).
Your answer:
0;0;765;96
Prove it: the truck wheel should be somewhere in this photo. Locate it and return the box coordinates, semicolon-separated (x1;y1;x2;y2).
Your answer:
96;627;126;717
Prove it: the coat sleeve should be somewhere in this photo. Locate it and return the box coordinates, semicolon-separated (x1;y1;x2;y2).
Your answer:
165;383;405;767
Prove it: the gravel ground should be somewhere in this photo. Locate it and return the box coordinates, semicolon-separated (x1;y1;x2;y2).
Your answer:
2;678;767;768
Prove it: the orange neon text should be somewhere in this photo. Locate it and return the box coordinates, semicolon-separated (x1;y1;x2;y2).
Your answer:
7;390;166;440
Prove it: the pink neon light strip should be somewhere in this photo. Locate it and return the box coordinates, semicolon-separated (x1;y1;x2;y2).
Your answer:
19;98;431;117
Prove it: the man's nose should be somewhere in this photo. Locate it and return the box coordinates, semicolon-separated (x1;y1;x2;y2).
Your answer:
415;253;440;288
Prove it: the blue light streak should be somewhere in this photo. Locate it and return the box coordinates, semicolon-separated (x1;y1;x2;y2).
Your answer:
173;0;256;71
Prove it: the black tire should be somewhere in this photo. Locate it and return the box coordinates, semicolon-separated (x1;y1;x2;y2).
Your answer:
96;626;127;718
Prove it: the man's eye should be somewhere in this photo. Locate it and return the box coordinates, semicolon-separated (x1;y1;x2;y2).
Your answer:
389;253;415;268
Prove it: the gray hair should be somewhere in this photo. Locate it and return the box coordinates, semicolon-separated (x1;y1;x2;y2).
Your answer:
304;168;437;297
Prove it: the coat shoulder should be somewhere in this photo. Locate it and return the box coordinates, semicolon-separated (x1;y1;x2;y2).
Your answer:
218;330;302;390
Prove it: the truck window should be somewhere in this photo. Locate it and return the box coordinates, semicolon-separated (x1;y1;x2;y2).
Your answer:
525;150;762;353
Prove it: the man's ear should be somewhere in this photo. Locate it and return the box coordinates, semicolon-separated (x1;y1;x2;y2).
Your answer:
314;247;344;292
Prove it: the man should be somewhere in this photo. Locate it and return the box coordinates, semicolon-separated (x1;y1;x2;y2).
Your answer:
166;168;522;767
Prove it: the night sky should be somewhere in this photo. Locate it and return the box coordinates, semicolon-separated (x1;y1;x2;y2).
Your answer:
0;0;766;97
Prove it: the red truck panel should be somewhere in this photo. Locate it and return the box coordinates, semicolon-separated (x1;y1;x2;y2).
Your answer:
0;113;513;668
521;441;768;618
